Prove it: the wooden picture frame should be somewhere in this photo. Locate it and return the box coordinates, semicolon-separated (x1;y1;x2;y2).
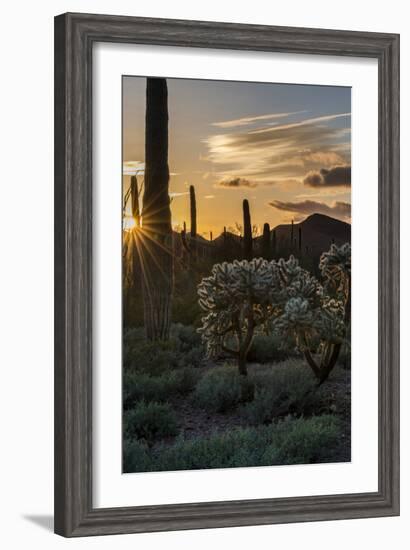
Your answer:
54;12;400;537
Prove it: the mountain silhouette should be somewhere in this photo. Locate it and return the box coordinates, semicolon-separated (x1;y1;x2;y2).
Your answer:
269;213;350;256
170;213;350;262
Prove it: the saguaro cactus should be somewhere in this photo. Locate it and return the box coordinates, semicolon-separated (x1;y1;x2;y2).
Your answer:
180;185;198;265
243;199;253;260
298;226;302;254
262;222;271;259
190;185;197;238
141;77;173;341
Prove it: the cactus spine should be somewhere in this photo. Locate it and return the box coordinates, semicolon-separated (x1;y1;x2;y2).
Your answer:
243;199;253;260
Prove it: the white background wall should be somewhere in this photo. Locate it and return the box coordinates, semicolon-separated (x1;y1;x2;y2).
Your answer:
0;1;407;548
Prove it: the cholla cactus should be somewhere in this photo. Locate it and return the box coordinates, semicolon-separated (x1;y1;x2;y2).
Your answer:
274;246;350;383
197;258;279;375
319;243;351;307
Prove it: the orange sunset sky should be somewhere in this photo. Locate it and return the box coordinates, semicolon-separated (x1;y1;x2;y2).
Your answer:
122;76;351;237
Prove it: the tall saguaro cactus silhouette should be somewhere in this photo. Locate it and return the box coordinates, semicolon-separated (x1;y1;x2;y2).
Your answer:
141;77;173;341
243;199;253;260
189;184;197;260
180;185;198;265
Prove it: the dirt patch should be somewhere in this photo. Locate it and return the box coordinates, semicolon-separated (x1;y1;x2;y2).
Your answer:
169;394;246;440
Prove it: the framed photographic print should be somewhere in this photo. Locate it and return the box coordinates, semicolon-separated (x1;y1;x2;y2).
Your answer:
54;13;400;537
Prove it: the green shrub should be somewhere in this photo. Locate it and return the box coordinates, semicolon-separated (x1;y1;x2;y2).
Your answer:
124;339;177;375
124;401;178;442
123;324;204;374
247;334;292;363
193;366;254;413
123;439;151;473
123;368;200;409
170;367;202;395
262;415;341;464
171;323;203;351
242;360;317;424
123;415;343;472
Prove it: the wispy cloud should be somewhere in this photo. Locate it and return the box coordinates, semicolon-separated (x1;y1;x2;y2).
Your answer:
211;111;305;129
204;194;215;199
204;112;351;187
248;113;350;135
269;199;351;222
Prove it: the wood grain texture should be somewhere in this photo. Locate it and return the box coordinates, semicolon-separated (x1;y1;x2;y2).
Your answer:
54;12;400;537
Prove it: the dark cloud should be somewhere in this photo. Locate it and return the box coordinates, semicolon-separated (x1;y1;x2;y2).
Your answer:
269;199;351;221
303;165;351;187
216;177;257;188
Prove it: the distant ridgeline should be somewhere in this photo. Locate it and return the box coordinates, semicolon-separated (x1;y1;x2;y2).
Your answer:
172;213;351;268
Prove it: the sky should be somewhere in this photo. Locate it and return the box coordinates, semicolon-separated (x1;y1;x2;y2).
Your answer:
122;76;351;237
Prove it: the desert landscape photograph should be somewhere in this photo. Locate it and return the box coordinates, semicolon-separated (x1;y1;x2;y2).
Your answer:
121;76;351;473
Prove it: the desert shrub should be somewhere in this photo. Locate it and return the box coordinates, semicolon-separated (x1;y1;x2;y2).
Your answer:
171;323;203;352
170;367;202;395
193;366;254;413
261;415;341;464
124;324;204;374
123;415;343;472
242;360;318;424
123;439;152;473
123;367;200;409
247;333;292;363
124;401;178;442
124;339;178;375
124;372;167;407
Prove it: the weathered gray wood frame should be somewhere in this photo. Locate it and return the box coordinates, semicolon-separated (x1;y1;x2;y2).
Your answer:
54;12;400;537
